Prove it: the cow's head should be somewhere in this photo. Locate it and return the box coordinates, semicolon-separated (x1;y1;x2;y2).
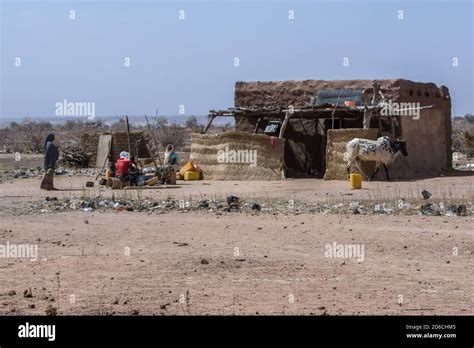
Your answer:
392;139;408;157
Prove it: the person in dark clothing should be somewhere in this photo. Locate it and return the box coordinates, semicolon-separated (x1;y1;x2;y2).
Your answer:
40;133;59;190
129;156;144;186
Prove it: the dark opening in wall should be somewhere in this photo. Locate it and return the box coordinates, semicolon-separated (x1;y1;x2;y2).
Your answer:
417;90;422;97
409;89;414;96
425;91;430;97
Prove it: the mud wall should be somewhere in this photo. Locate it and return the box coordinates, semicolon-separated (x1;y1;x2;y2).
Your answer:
81;132;150;166
234;79;399;109
391;80;452;178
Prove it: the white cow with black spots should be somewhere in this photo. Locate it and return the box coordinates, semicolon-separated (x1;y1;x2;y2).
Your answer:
345;136;408;181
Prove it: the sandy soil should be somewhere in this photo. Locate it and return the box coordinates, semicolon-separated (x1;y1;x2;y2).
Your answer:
0;173;473;315
0;212;472;315
1;174;473;207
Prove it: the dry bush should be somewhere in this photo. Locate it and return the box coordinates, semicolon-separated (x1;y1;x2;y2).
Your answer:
0;119;113;153
452;115;474;156
1;119;53;153
145;116;189;150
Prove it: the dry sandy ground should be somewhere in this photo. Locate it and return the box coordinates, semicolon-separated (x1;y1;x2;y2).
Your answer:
1;174;473;206
0;173;473;315
0;212;472;316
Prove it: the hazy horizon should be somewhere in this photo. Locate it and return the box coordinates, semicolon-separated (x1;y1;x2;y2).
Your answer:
1;0;473;118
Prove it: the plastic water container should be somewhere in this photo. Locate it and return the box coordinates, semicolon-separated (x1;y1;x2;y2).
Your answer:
180;161;195;176
350;173;362;189
184;171;200;181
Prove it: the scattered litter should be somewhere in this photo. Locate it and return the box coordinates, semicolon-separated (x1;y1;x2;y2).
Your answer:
421;190;432;200
1;166;96;181
397;199;412;210
251;203;261;211
45;305;57;316
420;203;432;215
349;201;365;215
198;199;209;208
227;195;240;206
374;204;393;214
13;191;474;217
226;195;240;211
81;201;94;209
23;288;33;298
447;204;467;216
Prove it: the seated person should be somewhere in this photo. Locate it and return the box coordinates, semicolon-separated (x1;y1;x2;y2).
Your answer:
115;151;132;182
164;144;179;170
153;144;179;184
129;156;144;186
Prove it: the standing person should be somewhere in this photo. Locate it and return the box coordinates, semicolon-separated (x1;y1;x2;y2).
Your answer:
40;133;59;190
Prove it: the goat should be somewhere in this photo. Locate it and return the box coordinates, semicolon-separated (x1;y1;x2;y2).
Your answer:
345;136;408;181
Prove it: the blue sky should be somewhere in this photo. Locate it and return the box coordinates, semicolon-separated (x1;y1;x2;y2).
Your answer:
1;0;473;118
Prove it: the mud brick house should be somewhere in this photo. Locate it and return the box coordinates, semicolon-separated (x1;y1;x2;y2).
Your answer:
81;131;150;165
203;79;452;180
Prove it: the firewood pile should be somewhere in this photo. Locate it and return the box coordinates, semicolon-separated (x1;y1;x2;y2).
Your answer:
59;145;90;168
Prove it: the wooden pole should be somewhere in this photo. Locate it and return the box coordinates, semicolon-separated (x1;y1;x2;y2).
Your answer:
125;115;132;156
390;116;396;136
277;111;292;179
202;115;216;134
279;111;291;138
363;107;372;129
253;117;261;134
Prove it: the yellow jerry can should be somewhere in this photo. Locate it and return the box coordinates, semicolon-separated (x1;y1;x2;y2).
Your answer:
184;171;200;181
350;173;362;189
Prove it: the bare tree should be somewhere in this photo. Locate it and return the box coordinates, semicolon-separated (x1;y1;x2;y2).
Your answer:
145;116;188;150
20;119;53;152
